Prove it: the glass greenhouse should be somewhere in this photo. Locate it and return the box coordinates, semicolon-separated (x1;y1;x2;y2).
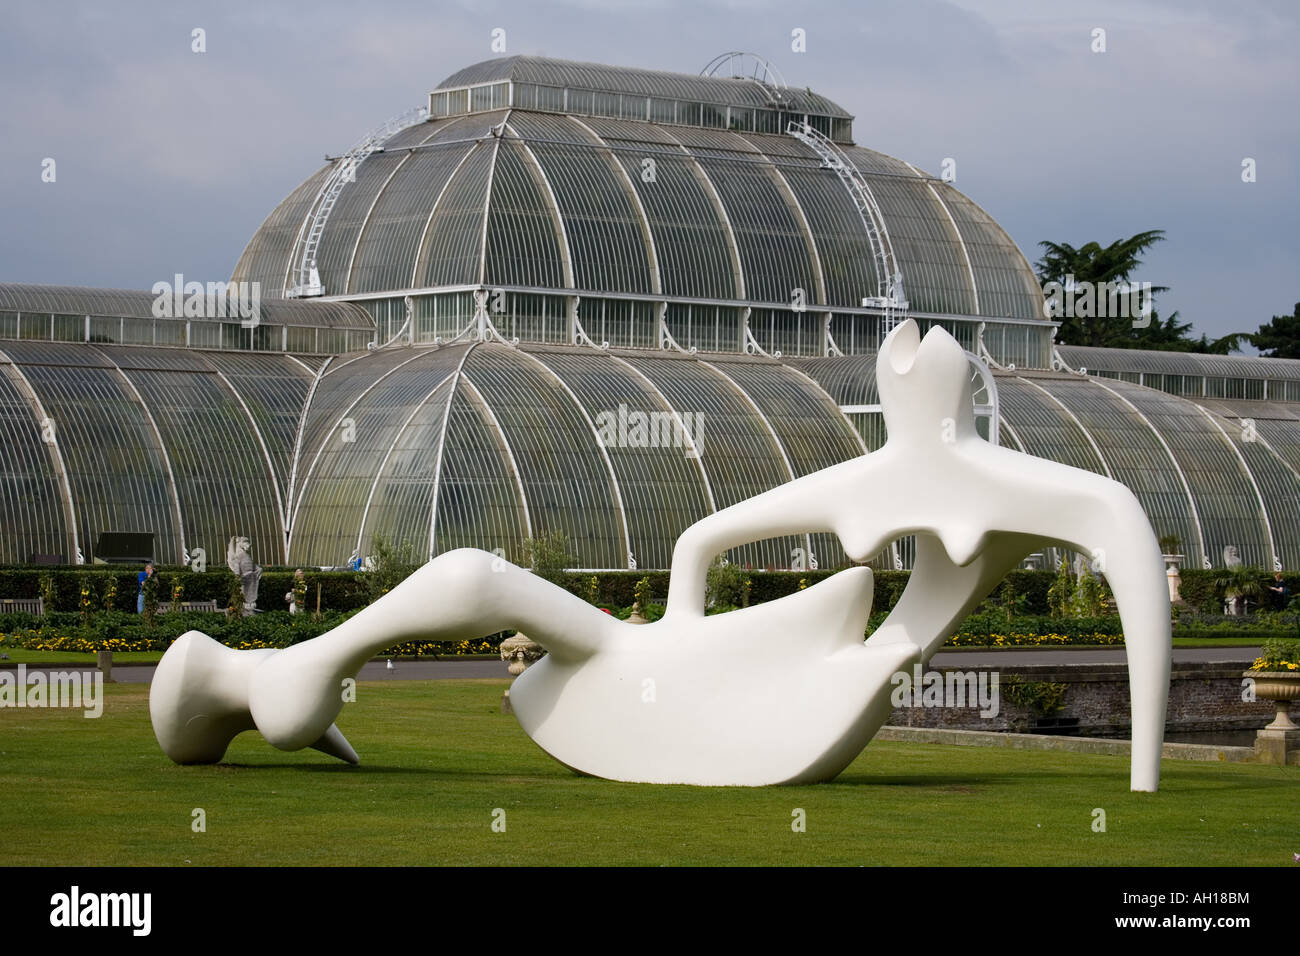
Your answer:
1;55;1297;572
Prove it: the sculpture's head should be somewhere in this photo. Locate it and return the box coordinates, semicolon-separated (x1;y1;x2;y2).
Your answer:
150;630;357;765
876;320;978;446
227;536;250;562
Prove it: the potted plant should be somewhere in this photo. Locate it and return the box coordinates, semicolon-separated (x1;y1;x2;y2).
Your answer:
1245;638;1300;732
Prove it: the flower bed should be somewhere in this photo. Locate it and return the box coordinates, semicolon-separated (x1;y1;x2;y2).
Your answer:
943;631;1125;647
0;611;506;658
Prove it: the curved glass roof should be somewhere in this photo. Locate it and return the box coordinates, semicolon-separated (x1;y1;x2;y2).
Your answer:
1060;345;1300;381
0;283;373;329
3;338;1300;570
232;58;1046;324
0;341;316;565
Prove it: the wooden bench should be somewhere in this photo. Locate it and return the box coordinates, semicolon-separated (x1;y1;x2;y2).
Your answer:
0;597;44;615
158;600;221;613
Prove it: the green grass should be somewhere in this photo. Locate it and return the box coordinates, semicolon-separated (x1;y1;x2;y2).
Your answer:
1;679;1294;866
0;649;164;664
1171;638;1264;649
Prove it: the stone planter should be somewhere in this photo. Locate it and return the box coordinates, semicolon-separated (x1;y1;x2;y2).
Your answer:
1248;670;1300;730
500;632;545;714
1244;668;1299;764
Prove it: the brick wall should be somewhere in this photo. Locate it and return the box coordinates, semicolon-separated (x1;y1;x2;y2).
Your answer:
887;659;1296;736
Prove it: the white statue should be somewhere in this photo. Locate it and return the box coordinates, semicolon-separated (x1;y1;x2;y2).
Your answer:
226;536;262;612
152;321;1171;791
284;568;305;616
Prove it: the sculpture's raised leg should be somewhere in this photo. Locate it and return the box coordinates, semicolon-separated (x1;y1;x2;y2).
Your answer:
151;549;620;764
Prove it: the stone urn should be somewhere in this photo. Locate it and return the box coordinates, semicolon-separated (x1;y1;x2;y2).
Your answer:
1244;669;1300;764
500;632;545;714
626;601;649;625
1163;555;1184;604
500;632;545;676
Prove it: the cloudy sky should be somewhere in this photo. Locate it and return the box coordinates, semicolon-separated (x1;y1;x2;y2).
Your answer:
1;0;1295;343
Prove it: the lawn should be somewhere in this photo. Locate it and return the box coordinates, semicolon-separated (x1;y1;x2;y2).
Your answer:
1;679;1294;866
0;649;163;665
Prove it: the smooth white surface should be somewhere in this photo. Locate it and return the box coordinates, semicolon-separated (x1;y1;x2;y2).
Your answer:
151;321;1172;789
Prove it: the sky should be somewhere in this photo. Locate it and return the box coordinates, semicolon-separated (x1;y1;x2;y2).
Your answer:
0;0;1295;344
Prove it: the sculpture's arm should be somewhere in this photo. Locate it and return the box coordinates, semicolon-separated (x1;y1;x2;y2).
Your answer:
1003;473;1170;793
662;456;891;620
926;449;1172;791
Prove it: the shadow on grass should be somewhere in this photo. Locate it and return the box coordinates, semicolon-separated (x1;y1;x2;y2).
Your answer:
209;761;566;783
202;760;1022;791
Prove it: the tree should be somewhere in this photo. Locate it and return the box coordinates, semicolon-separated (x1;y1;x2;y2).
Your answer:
1251;303;1300;359
1116;309;1249;354
1036;230;1169;348
1036;230;1248;353
1214;564;1265;616
1184;330;1254;355
360;534;418;604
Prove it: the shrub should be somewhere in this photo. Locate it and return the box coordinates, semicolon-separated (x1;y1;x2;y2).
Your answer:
226;576;244;619
1000;676;1068;718
520;531;576;586
1071;569;1107;617
78;573;94;625
360;534;419;604
1047;558;1072;618
1177;569;1222;613
1250;638;1300;671
101;575;118;613
38;573;56;612
141;573;160;626
705;559;747;609
633;575;654;609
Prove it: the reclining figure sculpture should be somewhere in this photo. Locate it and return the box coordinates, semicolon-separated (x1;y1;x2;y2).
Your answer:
151;320;1172;790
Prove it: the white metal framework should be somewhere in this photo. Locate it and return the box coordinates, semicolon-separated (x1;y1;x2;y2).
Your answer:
963;350;1000;447
700;52;789;106
786;120;908;330
286;106;429;298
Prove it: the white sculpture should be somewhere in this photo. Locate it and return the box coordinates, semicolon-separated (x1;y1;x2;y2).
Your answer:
226;536;262;612
284;568;305;616
152;321;1171;790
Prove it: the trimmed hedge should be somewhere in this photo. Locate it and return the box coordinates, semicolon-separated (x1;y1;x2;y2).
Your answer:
1175;568;1300;614
5;563;1298;623
0;567;372;614
555;568;922;614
